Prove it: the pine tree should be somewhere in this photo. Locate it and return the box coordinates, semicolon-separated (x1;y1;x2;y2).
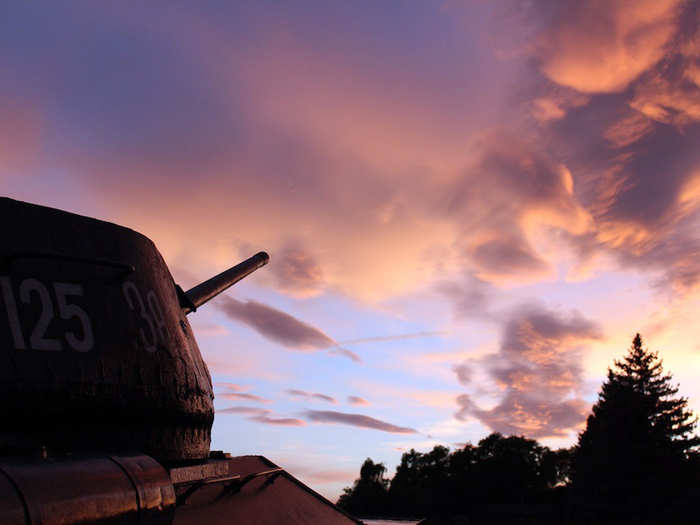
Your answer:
572;333;699;503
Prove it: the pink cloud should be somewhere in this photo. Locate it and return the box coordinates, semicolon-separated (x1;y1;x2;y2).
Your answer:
287;389;337;404
219;392;271;403
215;382;246;392
250;414;306;426
347;396;369;406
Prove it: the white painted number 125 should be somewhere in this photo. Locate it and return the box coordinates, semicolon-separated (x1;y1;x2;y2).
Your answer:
0;276;94;352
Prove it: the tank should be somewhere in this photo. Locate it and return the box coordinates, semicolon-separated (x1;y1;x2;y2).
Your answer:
0;196;267;463
0;197;361;525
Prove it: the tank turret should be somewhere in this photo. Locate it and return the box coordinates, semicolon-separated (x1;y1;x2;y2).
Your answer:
0;197;268;464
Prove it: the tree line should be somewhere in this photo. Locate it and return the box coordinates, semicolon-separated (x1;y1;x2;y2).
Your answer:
337;334;700;520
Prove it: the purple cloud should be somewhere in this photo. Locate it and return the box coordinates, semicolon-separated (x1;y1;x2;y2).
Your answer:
453;364;471;385
217;296;335;350
304;410;417;434
269;242;324;297
287;389;337;404
437;277;492;320
217;406;305;426
217;406;268;415
216;296;360;361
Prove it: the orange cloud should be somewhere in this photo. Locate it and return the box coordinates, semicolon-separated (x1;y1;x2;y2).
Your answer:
530;89;590;123
630;70;700;126
456;304;601;438
536;0;681;93
603;112;655;148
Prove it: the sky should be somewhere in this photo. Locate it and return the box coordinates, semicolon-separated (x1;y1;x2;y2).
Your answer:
2;0;700;500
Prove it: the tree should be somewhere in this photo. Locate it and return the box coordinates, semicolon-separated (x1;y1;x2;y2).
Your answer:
339;436;574;519
571;333;699;503
471;433;560;503
388;446;451;517
337;458;389;516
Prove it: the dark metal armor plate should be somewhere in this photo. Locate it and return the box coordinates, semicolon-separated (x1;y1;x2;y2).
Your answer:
0;197;213;463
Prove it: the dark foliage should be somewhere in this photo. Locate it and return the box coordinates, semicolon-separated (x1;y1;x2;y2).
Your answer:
337;434;572;518
571;333;700;503
336;458;389;517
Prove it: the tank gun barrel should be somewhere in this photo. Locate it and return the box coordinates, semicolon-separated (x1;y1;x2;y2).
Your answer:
181;251;269;313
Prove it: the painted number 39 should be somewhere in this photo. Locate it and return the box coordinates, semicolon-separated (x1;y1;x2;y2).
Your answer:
122;281;167;353
0;276;94;352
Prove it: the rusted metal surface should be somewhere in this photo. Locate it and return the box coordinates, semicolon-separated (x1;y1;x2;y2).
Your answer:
172;455;363;525
0;452;365;524
0;197;213;462
168;459;231;485
0;454;175;524
182;251;269;313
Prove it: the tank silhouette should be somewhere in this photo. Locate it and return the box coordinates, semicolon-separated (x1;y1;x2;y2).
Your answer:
0;197;361;524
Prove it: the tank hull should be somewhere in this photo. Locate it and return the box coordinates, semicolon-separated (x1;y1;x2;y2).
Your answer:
0;453;363;525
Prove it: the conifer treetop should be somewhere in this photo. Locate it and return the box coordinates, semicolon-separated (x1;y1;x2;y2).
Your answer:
590;333;699;454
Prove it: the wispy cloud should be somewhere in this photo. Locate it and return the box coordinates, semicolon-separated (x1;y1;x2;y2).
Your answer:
287;389;337;404
218;296;335;350
215;382;246;392
347;396;369;406
217;406;305;426
338;331;444;345
217;296;360;361
219;392;271;403
329;347;361;362
304;410;417;434
217;406;268;415
250;413;306;426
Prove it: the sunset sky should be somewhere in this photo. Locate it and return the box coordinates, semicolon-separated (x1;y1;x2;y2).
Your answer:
3;1;700;500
